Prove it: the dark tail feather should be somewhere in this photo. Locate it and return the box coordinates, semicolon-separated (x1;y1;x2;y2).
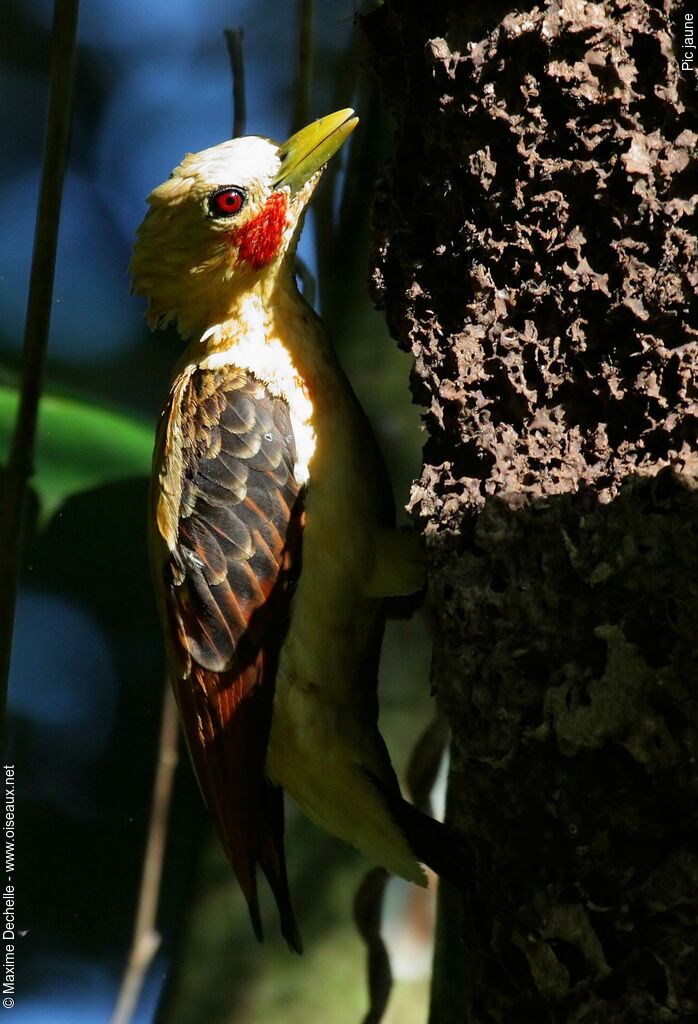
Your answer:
257;782;303;954
179;665;271;944
182;668;301;949
366;770;468;890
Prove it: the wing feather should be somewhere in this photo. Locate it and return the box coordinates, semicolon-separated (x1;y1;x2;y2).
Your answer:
155;364;304;949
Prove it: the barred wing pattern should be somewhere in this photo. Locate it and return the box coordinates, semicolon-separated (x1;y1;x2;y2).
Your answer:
161;365;304;951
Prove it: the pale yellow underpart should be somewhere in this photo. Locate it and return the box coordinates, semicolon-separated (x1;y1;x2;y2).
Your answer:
199;315;315;486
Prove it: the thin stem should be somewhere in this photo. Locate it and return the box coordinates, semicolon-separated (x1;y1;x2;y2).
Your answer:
224;28;246;138
291;0;314;134
294;256;316;308
110;685;180;1024
354;867;392;1024
0;0;80;743
427;768;469;1024
312;32;360;318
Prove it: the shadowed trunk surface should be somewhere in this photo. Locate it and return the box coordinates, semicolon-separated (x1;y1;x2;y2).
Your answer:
364;1;698;1021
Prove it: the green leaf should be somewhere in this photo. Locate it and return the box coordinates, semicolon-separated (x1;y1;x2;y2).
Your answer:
0;385;153;524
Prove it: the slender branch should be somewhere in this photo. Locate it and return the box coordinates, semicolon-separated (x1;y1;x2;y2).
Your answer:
291;0;314;134
224;28;246;138
354;867;392;1024
427;769;469;1024
311;31;359;318
0;0;80;743
294;257;316;308
110;684;180;1024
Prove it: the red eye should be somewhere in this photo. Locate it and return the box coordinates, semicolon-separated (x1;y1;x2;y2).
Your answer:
209;187;245;217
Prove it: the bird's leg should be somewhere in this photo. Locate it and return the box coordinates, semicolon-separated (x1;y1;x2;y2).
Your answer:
367;526;427;599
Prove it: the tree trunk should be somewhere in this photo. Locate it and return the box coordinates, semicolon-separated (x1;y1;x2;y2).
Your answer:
363;2;698;1021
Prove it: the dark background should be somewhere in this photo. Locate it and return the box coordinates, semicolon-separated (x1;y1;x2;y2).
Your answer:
1;2;436;1020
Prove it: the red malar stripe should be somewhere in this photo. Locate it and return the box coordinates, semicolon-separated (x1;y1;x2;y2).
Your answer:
231;191;288;271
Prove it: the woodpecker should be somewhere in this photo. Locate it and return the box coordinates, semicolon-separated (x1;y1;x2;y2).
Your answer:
131;110;449;952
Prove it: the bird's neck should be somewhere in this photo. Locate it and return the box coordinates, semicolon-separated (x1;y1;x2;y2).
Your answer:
185;266;340;396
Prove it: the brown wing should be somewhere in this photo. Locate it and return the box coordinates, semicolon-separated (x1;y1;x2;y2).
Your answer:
157;364;303;951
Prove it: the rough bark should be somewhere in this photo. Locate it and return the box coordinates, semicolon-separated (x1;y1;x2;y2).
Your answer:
364;1;698;1021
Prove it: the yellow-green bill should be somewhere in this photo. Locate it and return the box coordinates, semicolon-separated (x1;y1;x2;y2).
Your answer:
273;108;358;194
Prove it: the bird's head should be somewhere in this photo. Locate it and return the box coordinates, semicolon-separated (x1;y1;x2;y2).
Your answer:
131;109;357;337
